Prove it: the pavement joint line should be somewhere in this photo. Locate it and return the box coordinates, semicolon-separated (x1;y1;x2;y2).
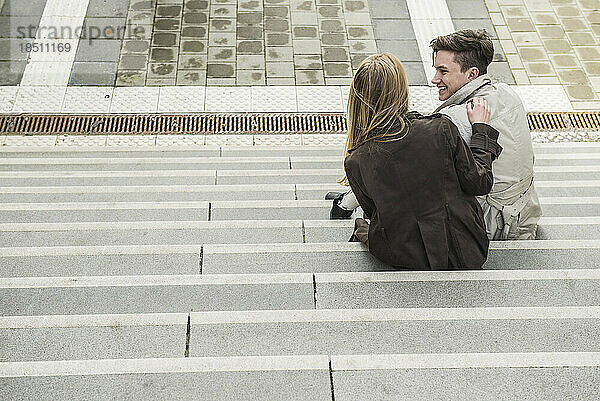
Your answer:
0;273;314;288
3;269;599;289
330;352;600;371
202;240;600;254
189;306;600;324
185;313;191;358
0;312;188;329
0;220;304;231
0;244;201;257
0;355;331;378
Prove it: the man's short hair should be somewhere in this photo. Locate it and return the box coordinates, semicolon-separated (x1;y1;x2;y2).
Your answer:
430;29;494;75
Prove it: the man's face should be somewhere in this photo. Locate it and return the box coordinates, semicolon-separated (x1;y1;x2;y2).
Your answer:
432;50;475;101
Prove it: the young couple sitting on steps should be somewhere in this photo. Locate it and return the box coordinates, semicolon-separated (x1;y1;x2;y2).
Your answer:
327;29;542;270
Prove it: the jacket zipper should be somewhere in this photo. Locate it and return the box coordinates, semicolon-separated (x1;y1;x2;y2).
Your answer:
445;203;465;269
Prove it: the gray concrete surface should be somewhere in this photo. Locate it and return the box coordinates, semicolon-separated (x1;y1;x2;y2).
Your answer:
0;220;304;247
1;282;314;315
1;324;186;362
0;370;332;401
189;317;600;357
332;366;600;401
0;245;201;277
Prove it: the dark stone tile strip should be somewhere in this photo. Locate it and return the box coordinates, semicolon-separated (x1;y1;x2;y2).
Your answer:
446;0;515;84
71;0;130;86
0;0;48;85
368;0;427;85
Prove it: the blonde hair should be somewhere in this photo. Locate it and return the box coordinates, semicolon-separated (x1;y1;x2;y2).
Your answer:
338;53;410;185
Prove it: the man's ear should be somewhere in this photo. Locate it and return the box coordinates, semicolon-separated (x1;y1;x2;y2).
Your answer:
468;67;480;81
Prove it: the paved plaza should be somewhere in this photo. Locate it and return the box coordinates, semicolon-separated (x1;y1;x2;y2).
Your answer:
0;0;599;110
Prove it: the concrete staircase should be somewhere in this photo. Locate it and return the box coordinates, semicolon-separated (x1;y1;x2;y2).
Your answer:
2;141;600;400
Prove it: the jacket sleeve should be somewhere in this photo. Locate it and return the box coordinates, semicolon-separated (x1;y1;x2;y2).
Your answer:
449;118;503;196
344;154;376;218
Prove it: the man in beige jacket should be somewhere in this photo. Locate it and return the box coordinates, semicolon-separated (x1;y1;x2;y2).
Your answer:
430;29;541;240
329;29;541;240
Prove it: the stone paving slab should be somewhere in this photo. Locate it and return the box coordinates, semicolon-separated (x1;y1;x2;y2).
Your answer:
0;184;295;203
0;84;586;113
332;365;600;401
200;198;600;220
0;358;332;401
1;275;314;315
0;220;304;247
0;170;217;187
0;201;211;222
0;245;202;277
0;313;187;362
0;156;291;171
188;307;600;356
202;241;600;273
303;217;600;242
315;271;600;309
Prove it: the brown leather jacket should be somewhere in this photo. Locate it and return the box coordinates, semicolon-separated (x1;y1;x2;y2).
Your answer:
344;112;502;270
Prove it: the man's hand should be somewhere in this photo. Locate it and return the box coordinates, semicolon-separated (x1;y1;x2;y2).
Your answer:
467;97;491;124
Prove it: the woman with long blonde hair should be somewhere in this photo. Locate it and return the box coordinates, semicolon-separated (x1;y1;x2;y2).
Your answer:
339;53;502;270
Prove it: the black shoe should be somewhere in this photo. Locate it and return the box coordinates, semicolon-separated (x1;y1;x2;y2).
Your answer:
325;191;353;219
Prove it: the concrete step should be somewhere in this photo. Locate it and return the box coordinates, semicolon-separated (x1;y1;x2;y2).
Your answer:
3;236;598;278
0;313;187;362
0;170;216;187
0;274;315;316
215;167;600;185
4;270;600;316
208;199;600;220
330;352;600;401
0;147;221;158
4;155;600;172
202;241;600;273
297;182;600;199
188;306;600;357
0;185;294;204
0;245;202;277
0;157;291;171
1;353;596;401
289;155;600;170
0;355;332;401
0;201;210;222
303;217;600;242
531;142;600;154
2;184;599;207
314;269;600;309
0;220;303;247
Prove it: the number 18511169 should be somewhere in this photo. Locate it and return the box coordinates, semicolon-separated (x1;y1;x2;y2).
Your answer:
21;42;72;53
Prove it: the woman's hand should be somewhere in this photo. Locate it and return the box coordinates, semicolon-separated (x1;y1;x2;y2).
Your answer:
467;97;491;124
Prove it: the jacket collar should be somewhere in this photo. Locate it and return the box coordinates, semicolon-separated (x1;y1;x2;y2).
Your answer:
434;75;492;112
348;114;411;154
